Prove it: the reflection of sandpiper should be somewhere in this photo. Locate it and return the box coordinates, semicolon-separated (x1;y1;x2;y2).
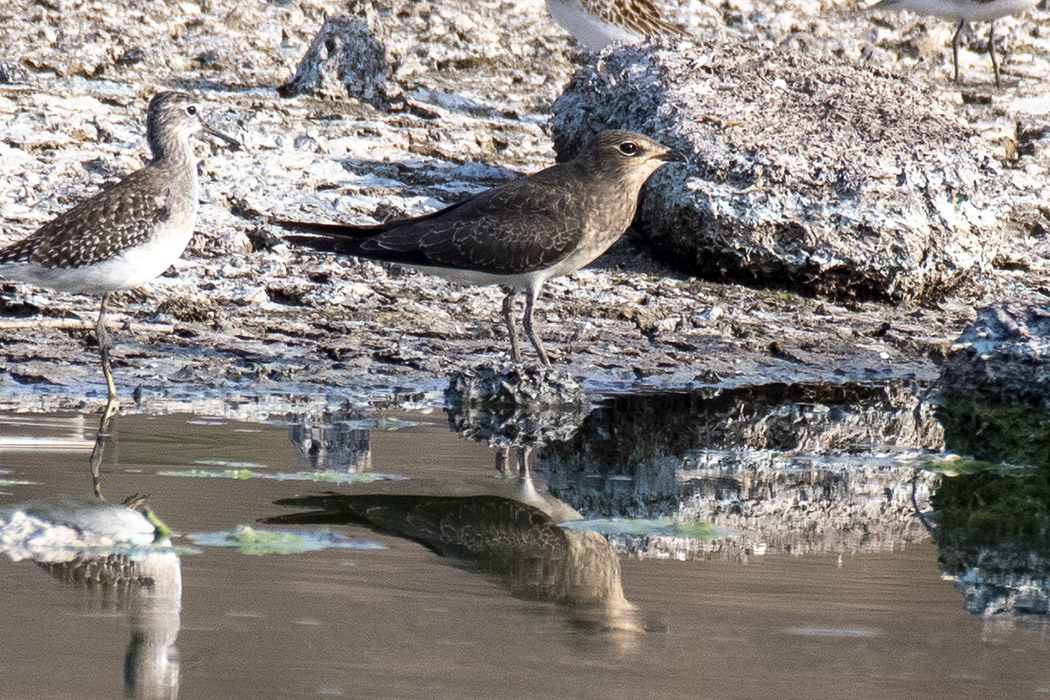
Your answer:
0;496;182;699
0;91;239;408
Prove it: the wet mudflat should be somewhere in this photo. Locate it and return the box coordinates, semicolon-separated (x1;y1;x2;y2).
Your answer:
1;385;1048;700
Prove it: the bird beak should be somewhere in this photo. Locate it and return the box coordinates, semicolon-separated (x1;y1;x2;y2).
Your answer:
202;123;243;150
659;148;686;164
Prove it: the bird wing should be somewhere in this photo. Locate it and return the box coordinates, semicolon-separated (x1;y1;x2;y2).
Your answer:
282;177;588;275
276;197;473;239
0;169;173;269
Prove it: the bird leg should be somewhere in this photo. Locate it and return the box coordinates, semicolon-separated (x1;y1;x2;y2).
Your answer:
989;21;1001;88
89;399;117;500
952;19;966;84
95;293;119;403
494;445;511;475
501;289;522;362
522;287;552;369
517;445;532;477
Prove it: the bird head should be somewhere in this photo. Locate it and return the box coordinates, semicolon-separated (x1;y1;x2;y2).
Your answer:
146;91;241;157
574;130;684;185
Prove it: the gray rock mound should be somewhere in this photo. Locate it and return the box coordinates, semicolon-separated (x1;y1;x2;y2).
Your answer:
938;303;1050;403
278;3;392;109
550;39;1009;303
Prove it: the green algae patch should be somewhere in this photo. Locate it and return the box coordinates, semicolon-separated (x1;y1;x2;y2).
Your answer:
143;506;173;543
188;524;385;555
158;468;405;483
925;457;1030;477
0;479;38;486
562;518;718;540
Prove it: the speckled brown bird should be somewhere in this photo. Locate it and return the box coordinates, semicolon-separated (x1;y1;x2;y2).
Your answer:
546;0;686;51
278;130;682;368
0;91;239;402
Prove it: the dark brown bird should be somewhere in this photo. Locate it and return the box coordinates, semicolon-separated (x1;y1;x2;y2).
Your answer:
278;130;682;367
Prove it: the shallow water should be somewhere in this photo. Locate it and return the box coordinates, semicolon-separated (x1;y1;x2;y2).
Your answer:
0;387;1048;700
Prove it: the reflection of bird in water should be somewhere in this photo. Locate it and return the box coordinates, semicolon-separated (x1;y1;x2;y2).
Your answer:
0;495;182;700
271;481;638;634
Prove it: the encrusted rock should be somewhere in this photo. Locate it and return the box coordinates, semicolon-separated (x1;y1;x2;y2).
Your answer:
445;363;585;407
155;295;217;323
938;303;1050;404
933;303;1050;467
550;39;1008;303
278;2;392;109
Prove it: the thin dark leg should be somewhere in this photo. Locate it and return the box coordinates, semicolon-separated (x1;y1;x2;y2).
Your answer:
952;19;965;84
96;293;118;402
89;399;117;499
494;445;511;475
522;287;551;369
501;289;521;361
989;21;1001;88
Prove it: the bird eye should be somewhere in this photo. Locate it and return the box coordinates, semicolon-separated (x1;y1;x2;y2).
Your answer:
619;141;639;156
186;105;198;116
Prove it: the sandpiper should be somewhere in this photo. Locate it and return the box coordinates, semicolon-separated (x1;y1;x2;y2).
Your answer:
546;0;686;50
0;91;240;404
871;0;1038;86
278;130;682;368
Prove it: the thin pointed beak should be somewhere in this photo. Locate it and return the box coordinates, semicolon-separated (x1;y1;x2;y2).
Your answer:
202;123;243;149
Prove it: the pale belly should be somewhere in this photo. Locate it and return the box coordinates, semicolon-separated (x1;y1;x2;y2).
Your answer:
545;0;641;50
886;0;1037;21
0;228;194;295
397;235;616;295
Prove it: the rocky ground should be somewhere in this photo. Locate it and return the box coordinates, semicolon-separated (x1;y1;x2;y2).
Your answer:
1;0;1049;417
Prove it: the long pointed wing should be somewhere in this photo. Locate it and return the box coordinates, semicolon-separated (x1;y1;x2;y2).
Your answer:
280;175;593;275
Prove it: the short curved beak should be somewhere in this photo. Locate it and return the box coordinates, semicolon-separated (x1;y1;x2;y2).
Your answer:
659;148;686;164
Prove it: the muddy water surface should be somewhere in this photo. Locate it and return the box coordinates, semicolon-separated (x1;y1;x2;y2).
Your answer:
0;387;1047;700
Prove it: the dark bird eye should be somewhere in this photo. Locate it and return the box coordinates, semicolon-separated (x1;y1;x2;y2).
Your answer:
619;141;639;156
186;105;198;116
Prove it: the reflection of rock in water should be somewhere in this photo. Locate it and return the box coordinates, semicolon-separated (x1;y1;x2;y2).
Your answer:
950;557;1050;617
933;468;1050;617
444;364;589;471
0;498;182;700
287;407;372;472
542;382;943;559
927;306;1050;616
272;485;637;634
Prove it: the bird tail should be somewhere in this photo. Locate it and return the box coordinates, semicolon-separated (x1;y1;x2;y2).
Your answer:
282;232;366;256
274;218;383;239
